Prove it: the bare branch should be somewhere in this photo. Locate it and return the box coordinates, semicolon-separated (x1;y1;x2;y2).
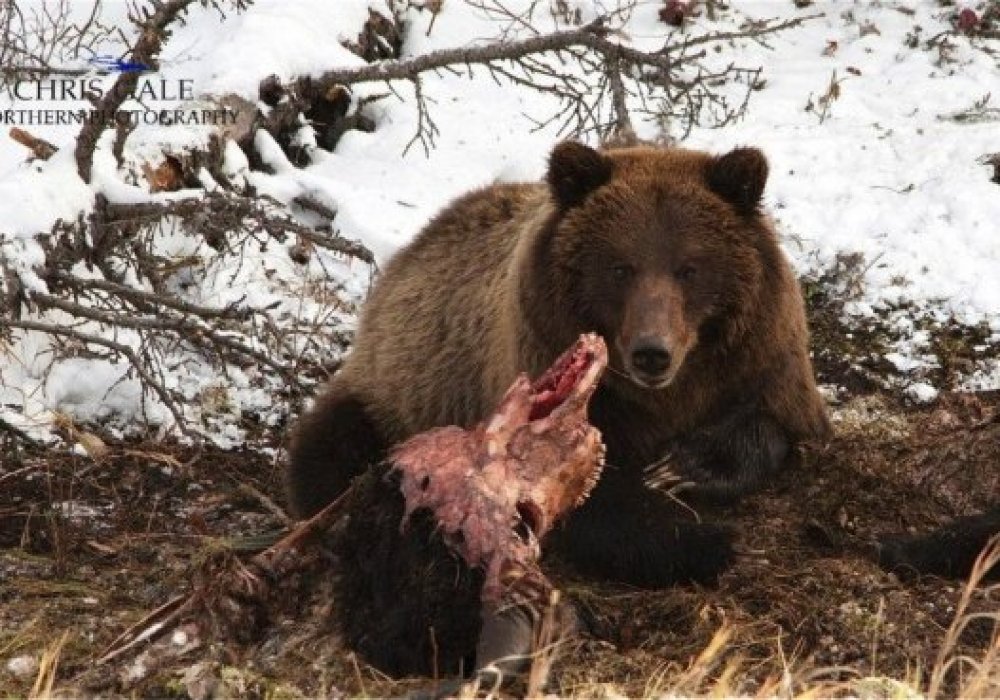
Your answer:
604;56;635;143
403;76;440;156
48;271;254;321
2;186;373;440
261;11;817;146
97;194;375;265
28;290;290;377
301;15;813;87
0;0;120;88
0;415;44;447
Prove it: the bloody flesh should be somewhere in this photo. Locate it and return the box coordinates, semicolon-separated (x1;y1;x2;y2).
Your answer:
391;333;608;602
529;344;595;421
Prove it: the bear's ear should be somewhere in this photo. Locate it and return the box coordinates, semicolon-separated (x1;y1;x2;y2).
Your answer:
546;141;614;209
706;147;769;214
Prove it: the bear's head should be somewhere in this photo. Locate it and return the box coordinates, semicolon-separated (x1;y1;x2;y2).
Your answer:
534;141;774;390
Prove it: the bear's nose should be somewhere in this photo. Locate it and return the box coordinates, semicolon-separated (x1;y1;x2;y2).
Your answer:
630;339;672;379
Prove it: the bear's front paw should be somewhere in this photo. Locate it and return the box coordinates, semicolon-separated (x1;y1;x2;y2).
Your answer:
644;443;738;503
651;436;782;504
648;412;790;505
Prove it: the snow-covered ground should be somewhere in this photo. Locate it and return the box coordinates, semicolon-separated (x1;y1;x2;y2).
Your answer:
1;0;998;445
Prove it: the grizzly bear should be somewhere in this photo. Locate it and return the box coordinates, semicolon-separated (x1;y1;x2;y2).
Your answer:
288;141;830;670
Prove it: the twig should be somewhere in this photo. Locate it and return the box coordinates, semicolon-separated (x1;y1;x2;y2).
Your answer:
94;594;188;665
49;272;253;321
9;127;57;160
293;224;376;265
253;485;354;573
525;589;565;696
0;415;43;447
669;15;822;52
291;194;337;220
28;290;290;377
236;482;293;526
604;56;635;142
403;75;440;156
100;194;375;264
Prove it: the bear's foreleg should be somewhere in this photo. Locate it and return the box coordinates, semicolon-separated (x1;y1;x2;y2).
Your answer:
548;469;735;588
286;383;387;518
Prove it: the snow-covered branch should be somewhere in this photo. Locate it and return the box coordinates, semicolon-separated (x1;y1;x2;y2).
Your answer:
1;189;373;441
274;11;816;144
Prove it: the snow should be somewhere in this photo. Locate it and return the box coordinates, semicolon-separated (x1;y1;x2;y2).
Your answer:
1;0;999;443
906;382;940;403
0;151;94;236
53;500;111;522
5;655;38;679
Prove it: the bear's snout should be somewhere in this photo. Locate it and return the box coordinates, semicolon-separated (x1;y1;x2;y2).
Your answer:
629;337;672;382
618;275;693;389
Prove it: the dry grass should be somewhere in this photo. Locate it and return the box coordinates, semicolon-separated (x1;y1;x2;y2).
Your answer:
558;541;999;699
5;533;999;699
526;591;569;697
927;536;1000;699
28;631;68;700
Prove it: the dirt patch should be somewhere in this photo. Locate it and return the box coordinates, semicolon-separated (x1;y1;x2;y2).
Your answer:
1;301;998;697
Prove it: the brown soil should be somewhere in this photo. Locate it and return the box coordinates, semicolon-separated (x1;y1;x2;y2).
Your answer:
1;307;998;698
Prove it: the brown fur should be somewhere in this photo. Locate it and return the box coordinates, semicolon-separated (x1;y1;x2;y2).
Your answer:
288;141;830;588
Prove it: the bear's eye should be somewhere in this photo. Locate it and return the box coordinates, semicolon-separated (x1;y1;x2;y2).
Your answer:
676;264;697;281
611;264;634;282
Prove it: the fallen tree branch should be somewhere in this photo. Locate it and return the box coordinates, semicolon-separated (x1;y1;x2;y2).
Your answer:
301;20;634;85
48;271;254;321
98;193;375;264
0;0;119;88
94;485;354;665
269;11;817;143
294;14;814;88
2;187;373;439
0;415;43;447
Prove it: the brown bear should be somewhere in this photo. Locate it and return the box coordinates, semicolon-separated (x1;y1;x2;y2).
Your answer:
288;140;830;590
